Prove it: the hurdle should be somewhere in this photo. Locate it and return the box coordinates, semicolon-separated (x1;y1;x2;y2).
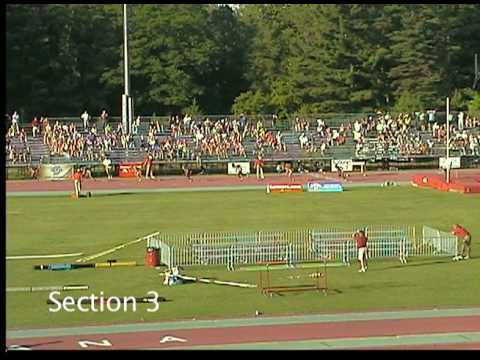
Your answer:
258;261;328;296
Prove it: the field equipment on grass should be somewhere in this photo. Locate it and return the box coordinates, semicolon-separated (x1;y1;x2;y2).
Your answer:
7;285;89;292
258;262;327;296
34;260;137;271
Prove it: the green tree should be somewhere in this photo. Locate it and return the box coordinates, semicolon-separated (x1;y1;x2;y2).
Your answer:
198;5;250;114
394;91;425;113
389;5;443;108
468;91;480;117
102;4;218;115
231;89;272;115
6;5;121;119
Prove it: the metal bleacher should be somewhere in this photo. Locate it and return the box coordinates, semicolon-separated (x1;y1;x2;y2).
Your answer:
7;115;479;167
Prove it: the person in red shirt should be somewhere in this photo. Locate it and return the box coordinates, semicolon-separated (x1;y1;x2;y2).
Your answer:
353;229;368;272
143;153;155;180
254;155;265;180
452;224;471;260
72;168;83;199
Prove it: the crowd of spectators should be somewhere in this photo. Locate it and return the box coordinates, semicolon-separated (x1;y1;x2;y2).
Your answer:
351;112;430;157
141;114;288;162
348;111;480;158
5;112;31;164
295;117;349;156
5;109;480;166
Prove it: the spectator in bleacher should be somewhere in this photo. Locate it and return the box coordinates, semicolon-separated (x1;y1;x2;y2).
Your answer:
81;110;90;129
11;111;20;135
7;144;17;164
457;111;464;131
299;132;308;149
320;141;327;156
19;127;28;145
132;116;141;135
470;134;480;155
31;117;39;138
100;109;108;121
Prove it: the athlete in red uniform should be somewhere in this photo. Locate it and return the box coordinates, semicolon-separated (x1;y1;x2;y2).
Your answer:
143;153;155;179
452;224;471;260
254;155;265;180
72;169;83;199
353;229;368;272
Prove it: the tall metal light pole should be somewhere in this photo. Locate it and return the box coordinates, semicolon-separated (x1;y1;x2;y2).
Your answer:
446;97;450;184
122;4;133;134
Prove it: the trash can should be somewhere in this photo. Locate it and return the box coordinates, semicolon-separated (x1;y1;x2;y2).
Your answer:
145;247;160;267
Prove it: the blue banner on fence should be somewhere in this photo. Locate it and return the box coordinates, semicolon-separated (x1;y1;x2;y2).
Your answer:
306;181;343;192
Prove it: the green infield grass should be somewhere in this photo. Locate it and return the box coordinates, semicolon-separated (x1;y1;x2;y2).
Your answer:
6;186;480;329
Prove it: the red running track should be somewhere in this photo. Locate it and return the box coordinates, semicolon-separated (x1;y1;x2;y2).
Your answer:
6;315;480;350
6;169;480;193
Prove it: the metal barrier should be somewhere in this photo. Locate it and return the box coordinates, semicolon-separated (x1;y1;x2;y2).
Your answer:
145;224;457;270
311;225;412;264
422;226;459;256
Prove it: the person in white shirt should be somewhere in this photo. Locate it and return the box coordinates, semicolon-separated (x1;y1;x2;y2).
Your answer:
12;111;19;135
458;111;464;131
299;133;308;149
81;110;89;129
102;155;113;180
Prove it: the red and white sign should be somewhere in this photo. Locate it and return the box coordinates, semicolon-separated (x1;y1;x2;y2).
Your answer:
266;183;303;193
118;162;142;178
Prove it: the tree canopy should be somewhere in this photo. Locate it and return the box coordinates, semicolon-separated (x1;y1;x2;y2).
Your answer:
6;4;480;121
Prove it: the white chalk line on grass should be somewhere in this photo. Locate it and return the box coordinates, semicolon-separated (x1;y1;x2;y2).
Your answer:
7;253;83;260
